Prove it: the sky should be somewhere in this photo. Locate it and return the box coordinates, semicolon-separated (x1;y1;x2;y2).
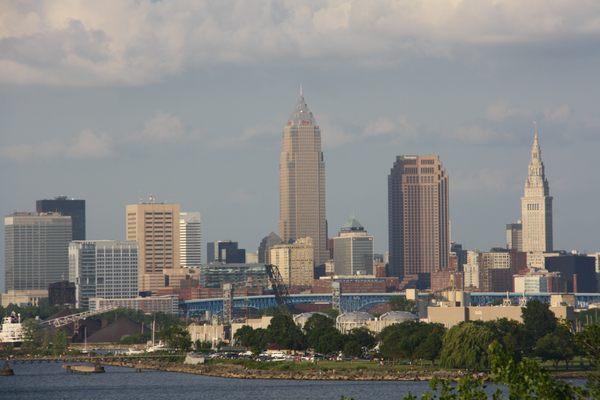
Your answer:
2;1;600;289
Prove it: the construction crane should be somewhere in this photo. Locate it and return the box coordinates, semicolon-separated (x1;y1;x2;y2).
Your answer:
265;264;293;313
40;306;119;329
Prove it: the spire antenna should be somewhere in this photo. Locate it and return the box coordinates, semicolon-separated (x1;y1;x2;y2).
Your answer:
299;84;303;97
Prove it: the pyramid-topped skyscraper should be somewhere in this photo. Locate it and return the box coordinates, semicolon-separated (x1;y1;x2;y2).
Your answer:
279;89;327;266
521;125;553;253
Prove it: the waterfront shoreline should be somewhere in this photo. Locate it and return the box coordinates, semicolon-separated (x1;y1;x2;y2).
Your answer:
99;360;593;382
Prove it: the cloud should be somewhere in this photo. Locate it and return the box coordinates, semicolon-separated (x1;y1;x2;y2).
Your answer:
486;101;531;121
0;111;185;162
0;129;113;161
2;1;600;86
543;104;572;122
135;112;185;142
452;125;517;144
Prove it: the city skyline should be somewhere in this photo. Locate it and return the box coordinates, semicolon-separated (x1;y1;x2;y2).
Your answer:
2;2;600;292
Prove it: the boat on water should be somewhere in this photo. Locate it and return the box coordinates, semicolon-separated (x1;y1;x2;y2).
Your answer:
0;312;24;344
0;361;14;376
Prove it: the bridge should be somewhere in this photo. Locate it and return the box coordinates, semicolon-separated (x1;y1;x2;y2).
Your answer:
182;292;600;316
40;306;119;328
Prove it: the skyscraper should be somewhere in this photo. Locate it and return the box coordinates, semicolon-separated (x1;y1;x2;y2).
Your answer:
270;237;314;287
521;126;553;253
279;90;327;266
506;222;523;251
258;232;282;264
69;240;138;309
126;199;180;292
332;217;374;276
388;155;449;280
4;212;72;296
36;196;86;240
206;240;245;264
180;212;202;268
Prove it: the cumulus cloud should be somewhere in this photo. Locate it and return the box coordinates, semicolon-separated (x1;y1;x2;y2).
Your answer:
135;112;185;142
544;104;572;122
486;101;531;121
0;129;113;161
2;1;600;86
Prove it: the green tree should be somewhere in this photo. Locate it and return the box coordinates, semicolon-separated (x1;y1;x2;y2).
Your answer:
346;327;376;350
315;330;345;355
234;325;256;348
379;321;444;363
249;328;270;354
52;329;68;355
439;322;496;371
535;327;575;368
576;322;600;398
342;340;363;358
268;311;305;350
304;313;336;349
21;319;44;353
521;300;557;346
388;296;417;313
160;324;192;352
194;339;212;351
484;318;527;361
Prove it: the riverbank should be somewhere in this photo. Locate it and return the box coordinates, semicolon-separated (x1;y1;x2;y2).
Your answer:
100;359;594;381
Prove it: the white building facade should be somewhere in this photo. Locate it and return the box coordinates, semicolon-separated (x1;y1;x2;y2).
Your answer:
180;212;202;267
69;240;138;309
332;217;374;276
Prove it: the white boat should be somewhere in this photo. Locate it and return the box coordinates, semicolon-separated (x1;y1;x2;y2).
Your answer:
0;312;24;344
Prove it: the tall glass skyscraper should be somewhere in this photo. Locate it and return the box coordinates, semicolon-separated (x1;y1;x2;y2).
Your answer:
36;196;86;240
279;90;327;266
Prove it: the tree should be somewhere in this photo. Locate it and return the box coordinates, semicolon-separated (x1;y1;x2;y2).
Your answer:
21;319;44;353
249;328;270;354
268;311;305;350
160;324;192;352
413;325;445;364
379;321;443;363
388;296;417;313
234;325;256;348
346;327;376;350
304;313;336;350
535;327;575;368
52;329;68;355
522;300;557;346
576;322;600;398
315;330;345;355
439;322;496;371
485;318;527;361
342;340;363;358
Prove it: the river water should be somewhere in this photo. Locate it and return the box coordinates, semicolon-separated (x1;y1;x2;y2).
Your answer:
2;362;436;400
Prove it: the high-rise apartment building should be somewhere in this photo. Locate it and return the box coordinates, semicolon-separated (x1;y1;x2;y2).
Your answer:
332;217;374;276
4;212;72;296
207;241;246;264
180;212;202;268
36;196;86;240
521;127;553;253
506;222;523;251
126;200;180;293
69;240;138;309
270;237;314;287
388;155;449;280
279;90;327;266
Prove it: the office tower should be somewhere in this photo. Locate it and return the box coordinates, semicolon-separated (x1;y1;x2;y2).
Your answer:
48;281;76;306
450;242;467;270
545;254;597;293
126;199;180;293
258;232;282;264
245;252;259;263
388;155;449;280
69;240;138;309
506;222;523;251
332;217;374;276
4;213;72;299
180;212;202;268
521;126;553;253
270;237;314;287
206;241;246;264
279;90;327;266
36;196;86;240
